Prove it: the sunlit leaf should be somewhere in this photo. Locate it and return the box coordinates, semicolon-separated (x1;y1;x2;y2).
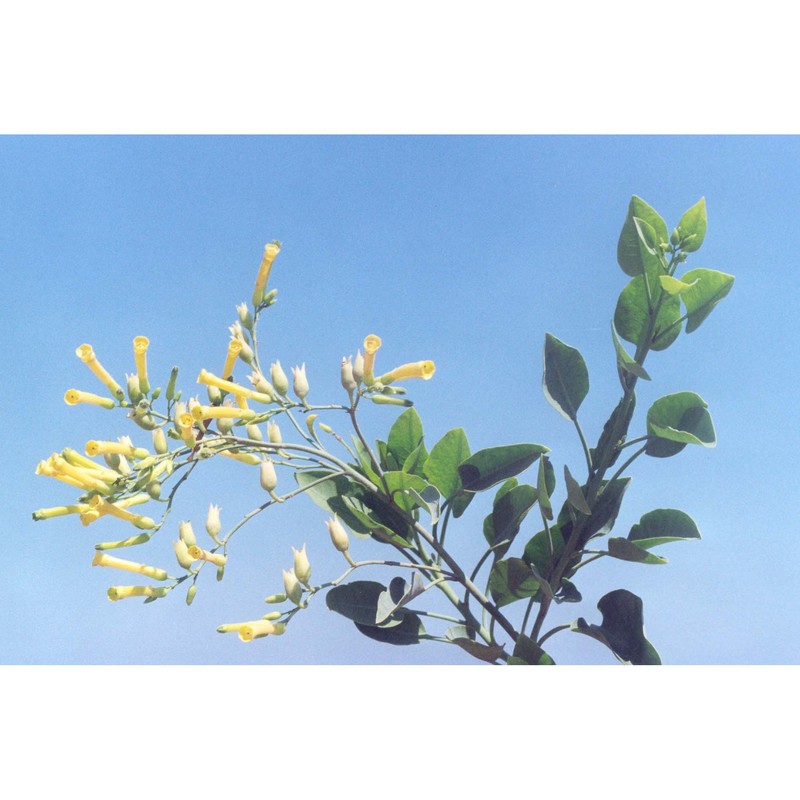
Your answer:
542;333;589;421
615;275;681;351
611;321;651;382
423;428;470;500
488;558;540;607
676;197;707;252
607;537;668;565
645;392;716;457
617;196;669;277
387;407;424;467
679;268;735;333
628;508;701;548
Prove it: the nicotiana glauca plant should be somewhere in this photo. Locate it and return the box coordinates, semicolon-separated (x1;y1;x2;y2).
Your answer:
34;196;734;664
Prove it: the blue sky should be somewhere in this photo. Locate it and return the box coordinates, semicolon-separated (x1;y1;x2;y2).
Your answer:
4;135;798;665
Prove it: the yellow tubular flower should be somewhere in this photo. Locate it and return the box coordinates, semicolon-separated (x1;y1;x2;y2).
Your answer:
251;242;281;307
217;622;251;634
234;393;250;411
75;344;125;400
85;440;151;460
107;585;168;601
218;450;263;465
32;504;91;521
197;369;273;404
46;455;114;494
239;619;278;642
379;360;436;384
89;496;156;529
92;551;169;581
173;539;195;569
222;339;242;379
64;389;116;409
133;336;150;393
187;545;227;567
191;404;255;422
80;509;102;526
362;335;382;385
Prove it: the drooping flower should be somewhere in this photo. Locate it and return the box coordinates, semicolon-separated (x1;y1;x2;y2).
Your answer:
379;360;436;384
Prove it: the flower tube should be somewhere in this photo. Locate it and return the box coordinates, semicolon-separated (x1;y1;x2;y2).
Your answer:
89;496;156;529
251;242;281;307
133;336;150;393
191;404;255;422
187;545;227;567
362;335;382;386
379;360;436;384
75;344;125;401
64;389;116;409
92;551;169;581
107;585;168;601
32;504;91;521
197;369;273;404
222;339;242;379
85;440;151;460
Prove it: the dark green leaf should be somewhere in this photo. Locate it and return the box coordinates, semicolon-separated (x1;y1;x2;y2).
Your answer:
676;197;707;252
571;589;661;665
445;625;506;663
489;558;540;607
554;578;582;604
564;464;591;515
617;196;669;277
326;581;402;627
484;483;538;556
542;333;590;421
679;268;735;333
611;321;651;382
508;634;555;665
628;508;701;548
615;275;682;351
295;470;372;536
458;443;549;492
351;436;381;485
645;392;716;457
376;439;400;471
607;538;668;565
341;496;412;547
423;428;470;500
523;525;565;575
451;490;474;519
494;478;519;505
557;477;631;543
387;408;424;467
355;613;426;645
591;395;636;469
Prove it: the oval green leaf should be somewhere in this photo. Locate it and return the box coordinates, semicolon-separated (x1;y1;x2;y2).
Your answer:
676;197;707;252
387;407;424;467
615;275;682;351
326;581;402;627
645;392;716;458
423;427;470;500
488;558;540;608
679;268;735;333
542;333;589;421
628;508;701;548
607;537;668;565
458;443;549;492
617;196;669;277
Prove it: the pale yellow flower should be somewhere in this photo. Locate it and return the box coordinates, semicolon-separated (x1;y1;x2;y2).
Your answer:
64;389;116;409
251;242;281;307
92;551;169;581
222;339;242;379
187;545;227;567
107;585;168;601
75;344;125;400
379;360;436;383
362;335;382;385
196;369;273;404
133;336;150;393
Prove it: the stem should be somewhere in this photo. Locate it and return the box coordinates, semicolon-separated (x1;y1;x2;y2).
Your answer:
573;418;593;474
606;443;647;487
538;623;570;646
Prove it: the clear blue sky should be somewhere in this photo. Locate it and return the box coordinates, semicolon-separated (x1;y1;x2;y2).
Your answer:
4;135;798;664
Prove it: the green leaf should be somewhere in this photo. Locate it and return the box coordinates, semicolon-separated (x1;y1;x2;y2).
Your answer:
423;428;470;500
591;394;636;469
659;274;699;296
405;484;441;524
451;491;474;519
376;439;400;471
679;268;735;333
387;408;424;467
571;589;661;665
458;443;549;492
633;216;658;255
508;634;555;665
445;626;505;663
381;471;431;514
294;470;372;536
645;392;716;457
615;275;682;351
563;464;591;515
489;558;540;607
402;441;429;478
537;456;553;520
676;197;707;252
326;581;402;627
494;478;519;505
617;196;669;277
376;573;427;624
351;436;381;485
628;508;701;549
607;538;668;565
484;483;538;555
355;614;426;645
542;333;589;421
557;477;631;543
340;497;413;546
554;578;582;604
611;321;651;382
523;525;565;575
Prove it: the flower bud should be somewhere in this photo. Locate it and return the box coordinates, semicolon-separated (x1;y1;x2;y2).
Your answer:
151;387;161;400
327;515;350;552
292;544;312;586
179;520;197;548
282;568;304;607
237;302;254;331
340;356;357;393
265;593;287;604
186;584;197;605
173;538;196;569
262;611;282;621
248;372;276;401
152;427;168;455
369;395;413;407
126;374;143;404
353;350;365;383
207;384;223;404
270;361;289;396
166;366;179;401
206;503;222;541
252;242;281;307
246;422;263;441
260;460;278;492
291;363;309;401
267;421;282;445
146;479;162;500
670;227;681;246
217;415;235;435
305;413;318;437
